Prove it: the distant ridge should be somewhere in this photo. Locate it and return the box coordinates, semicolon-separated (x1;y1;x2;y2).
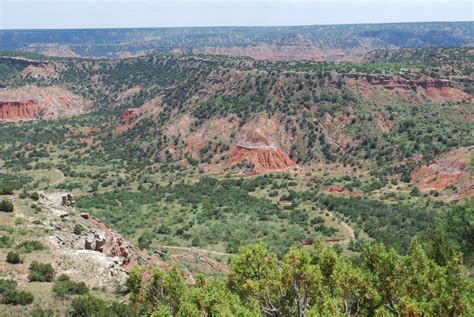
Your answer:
1;21;472;61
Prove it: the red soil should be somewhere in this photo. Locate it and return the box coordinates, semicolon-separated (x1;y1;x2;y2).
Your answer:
230;146;296;175
0;100;41;121
348;75;472;103
119;108;137;121
411;160;468;191
325;187;345;193
0;86;90;121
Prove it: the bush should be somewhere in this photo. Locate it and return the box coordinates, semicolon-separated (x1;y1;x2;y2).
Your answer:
16;240;45;253
71;296;109;316
73;224;83;235
30;307;56;317
28;262;55;282
0;235;14;248
2;290;34;305
0;279;17;294
53;275;89;297
410;187;421;197
71;295;137;317
0;278;34;305
0;199;14;212
6;251;22;264
29;192;40;201
0;188;14;195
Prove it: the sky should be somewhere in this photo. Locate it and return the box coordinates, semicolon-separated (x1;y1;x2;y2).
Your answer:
0;0;473;29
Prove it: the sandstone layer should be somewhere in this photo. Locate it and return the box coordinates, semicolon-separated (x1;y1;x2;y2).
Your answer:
0;85;90;121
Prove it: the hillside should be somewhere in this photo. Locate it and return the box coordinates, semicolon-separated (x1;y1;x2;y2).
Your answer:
1;21;473;60
0;46;473;315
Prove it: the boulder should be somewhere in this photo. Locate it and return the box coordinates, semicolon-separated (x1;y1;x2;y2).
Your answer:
94;233;106;252
85;237;94;250
61;193;75;207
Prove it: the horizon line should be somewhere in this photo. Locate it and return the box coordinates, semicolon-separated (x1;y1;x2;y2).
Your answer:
1;20;472;32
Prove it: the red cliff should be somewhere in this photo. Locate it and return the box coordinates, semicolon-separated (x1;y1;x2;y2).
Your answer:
0;100;41;121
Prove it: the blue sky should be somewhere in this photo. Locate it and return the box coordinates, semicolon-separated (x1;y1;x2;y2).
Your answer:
1;0;473;29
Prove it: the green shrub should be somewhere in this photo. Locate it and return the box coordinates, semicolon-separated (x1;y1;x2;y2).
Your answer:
0;235;14;248
28;262;55;282
16;240;46;253
6;251;22;264
71;295;137;317
0;278;34;305
410;187;421;197
0;188;14;195
30;307;56;317
268;190;278;197
53;275;89;297
0;279;17;294
0;199;14;212
71;295;111;316
73;224;83;235
2;290;34;305
30;192;40;201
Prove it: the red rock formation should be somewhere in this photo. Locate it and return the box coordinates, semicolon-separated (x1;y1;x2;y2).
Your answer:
325;187;345;193
21;64;55;79
411;147;473;200
87;216;136;270
230;146;296;175
347;74;472;103
192;39;368;62
411;161;467;191
228;116;297;174
0;100;41;120
0;86;90;121
119;108;137;121
320;114;357;150
113;122;137;136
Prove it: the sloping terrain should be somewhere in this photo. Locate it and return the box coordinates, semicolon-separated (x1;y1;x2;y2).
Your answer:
0;86;90;121
0;48;472;181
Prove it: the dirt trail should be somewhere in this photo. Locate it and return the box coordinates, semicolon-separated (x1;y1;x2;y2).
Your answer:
158;245;231;257
49;169;65;186
323;209;356;245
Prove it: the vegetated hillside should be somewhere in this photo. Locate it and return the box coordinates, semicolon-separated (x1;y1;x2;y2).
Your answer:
0;182;472;315
0;21;473;60
0;47;473;315
0;48;472;195
0;46;471;258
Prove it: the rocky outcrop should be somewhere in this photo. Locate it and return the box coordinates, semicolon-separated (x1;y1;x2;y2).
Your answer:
24;43;79;58
86;216;135;269
114;96;163;135
230;116;296;174
320;113;357;150
21;64;56;79
61;194;75;207
347;74;472;103
411;147;473;200
230;146;296;175
192;36;370;62
0;100;41;120
412;161;468;191
0;86;90;121
119;108;137;121
325;186;345;193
